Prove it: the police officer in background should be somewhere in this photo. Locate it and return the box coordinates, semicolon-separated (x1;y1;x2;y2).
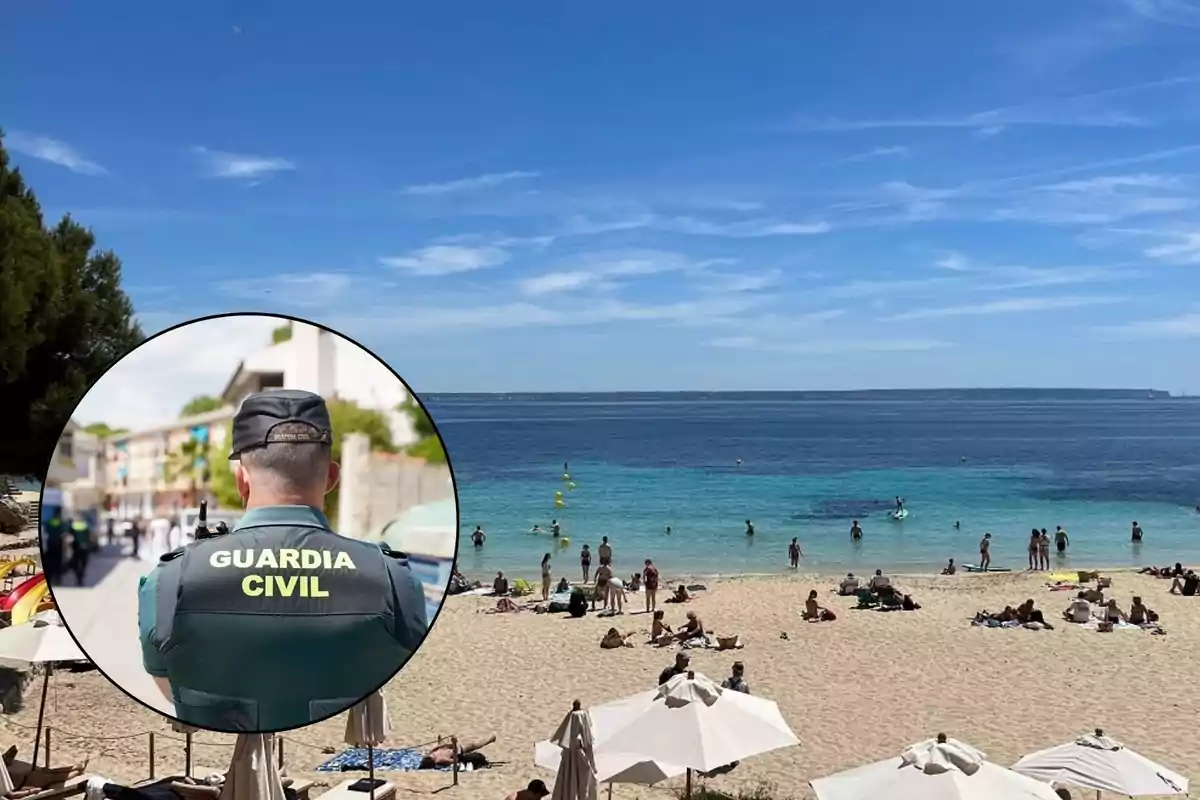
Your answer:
42;508;66;585
138;389;429;732
68;516;92;585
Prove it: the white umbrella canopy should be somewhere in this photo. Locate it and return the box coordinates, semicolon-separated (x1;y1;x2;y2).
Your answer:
594;672;799;774
1012;729;1189;797
219;734;285;800
549;705;598;800
344;691;391;747
810;736;1062;800
0;615;84;664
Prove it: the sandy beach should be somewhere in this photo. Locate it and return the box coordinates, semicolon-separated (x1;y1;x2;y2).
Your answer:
1;569;1196;799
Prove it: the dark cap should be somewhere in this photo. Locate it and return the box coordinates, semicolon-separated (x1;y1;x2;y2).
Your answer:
527;780;550;797
229;390;333;459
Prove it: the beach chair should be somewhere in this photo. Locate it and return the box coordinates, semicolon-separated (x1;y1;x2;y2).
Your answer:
854;588;876;608
318;778;394;800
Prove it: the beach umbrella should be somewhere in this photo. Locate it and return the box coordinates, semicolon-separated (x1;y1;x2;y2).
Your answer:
171;719;200;777
0;751;14;796
344;690;390;800
0;612;85;770
593;671;799;798
535;692;687;787
810;735;1062;800
219;734;284;800
1012;729;1189;798
548;702;598;800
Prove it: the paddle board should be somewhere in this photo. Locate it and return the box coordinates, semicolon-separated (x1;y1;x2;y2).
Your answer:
890;509;909;520
962;564;1011;573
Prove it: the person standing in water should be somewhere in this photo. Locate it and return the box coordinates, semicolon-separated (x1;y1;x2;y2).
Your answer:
788;538;802;568
850;520;863;540
550;519;561;538
1054;525;1069;554
745;520;755;537
598;536;613;566
665;525;672;535
1131;521;1144;542
979;532;992;571
1038;529;1051;571
471;526;486;548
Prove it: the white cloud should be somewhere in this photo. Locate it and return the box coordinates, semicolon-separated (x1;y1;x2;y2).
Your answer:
74;315;280;429
1142;230;1200;264
935;252;973;271
887;295;1122;321
1122;0;1200;28
839;145;909;164
664;216;832;237
400;171;540;195
218;272;353;306
1097;311;1200;339
380;245;511;276
823;277;958;299
518;251;700;296
6;132;106;175
192;146;296;180
711;336;950;354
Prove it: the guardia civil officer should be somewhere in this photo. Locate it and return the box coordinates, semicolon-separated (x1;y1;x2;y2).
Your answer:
138;390;429;732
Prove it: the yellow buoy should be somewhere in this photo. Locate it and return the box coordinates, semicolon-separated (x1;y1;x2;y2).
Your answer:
558;537;571;547
555;490;564;497
555;499;565;508
567;482;577;490
562;473;570;481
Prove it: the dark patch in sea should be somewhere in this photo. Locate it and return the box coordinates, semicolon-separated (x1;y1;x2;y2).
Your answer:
790;498;895;521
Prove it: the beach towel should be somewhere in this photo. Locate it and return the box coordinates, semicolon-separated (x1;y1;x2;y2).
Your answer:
317;748;439;773
1082;620;1160;632
680;634;715;648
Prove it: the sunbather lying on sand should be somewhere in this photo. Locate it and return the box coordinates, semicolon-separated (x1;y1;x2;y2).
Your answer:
600;627;635;649
420;735;496;770
1016;599;1053;628
802;590;836;622
674;611;704;641
667;585;692;603
3;746;88;793
1140;563;1184;578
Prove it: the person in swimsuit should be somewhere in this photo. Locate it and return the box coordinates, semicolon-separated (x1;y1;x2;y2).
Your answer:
1169;570;1199;596
550;519;561;538
593;563;613;610
979;532;992;571
1128;596;1156;625
1131;521;1143;542
1054;526;1068;554
598;536;613;566
850;520;863;540
673;611;704;642
540;553;552;601
650;609;673;644
643;558;660;613
423;736;497;770
471;526;485;547
580;544;592;582
1038;529;1051;570
788;538;802;568
1028;529;1041;571
954;520;960;530
745;520;754;537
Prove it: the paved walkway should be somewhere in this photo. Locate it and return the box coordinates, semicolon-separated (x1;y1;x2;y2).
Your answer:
53;541;176;716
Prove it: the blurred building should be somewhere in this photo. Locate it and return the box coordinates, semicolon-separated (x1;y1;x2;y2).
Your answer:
220;320;418;448
102;407;234;518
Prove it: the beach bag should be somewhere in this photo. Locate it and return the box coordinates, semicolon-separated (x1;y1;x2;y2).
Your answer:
820;609;837;621
568;589;588;618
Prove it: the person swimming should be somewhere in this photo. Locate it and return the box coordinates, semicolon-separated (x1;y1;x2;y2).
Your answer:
744;519;755;537
531;525;544;534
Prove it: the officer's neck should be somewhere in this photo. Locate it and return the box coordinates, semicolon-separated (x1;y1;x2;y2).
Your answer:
244;493;325;510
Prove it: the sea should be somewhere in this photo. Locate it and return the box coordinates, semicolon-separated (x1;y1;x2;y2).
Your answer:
428;391;1200;581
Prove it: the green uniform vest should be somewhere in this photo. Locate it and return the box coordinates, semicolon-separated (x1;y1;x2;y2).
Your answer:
146;506;428;731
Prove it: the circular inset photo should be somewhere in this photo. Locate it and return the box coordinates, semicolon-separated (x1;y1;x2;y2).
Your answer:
36;312;458;733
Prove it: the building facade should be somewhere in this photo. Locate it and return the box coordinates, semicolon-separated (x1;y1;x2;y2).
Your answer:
102;407;234;518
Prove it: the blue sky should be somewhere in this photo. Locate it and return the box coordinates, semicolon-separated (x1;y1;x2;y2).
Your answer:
6;0;1200;393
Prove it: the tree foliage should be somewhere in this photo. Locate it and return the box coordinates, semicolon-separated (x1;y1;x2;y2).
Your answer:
396;396;445;463
0;132;144;475
82;422;127;438
204;398;397;523
179;395;223;418
271;323;292;344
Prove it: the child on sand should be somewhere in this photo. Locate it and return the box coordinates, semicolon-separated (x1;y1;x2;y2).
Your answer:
803;589;836;622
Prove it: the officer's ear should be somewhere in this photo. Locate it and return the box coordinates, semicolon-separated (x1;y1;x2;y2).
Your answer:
234;462;252;503
324;460;340;495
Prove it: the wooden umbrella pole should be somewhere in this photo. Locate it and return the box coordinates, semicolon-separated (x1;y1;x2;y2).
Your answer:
366;703;375;800
31;667;50;768
185;732;192;778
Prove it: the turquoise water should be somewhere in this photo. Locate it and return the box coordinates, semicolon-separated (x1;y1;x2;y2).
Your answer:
431;393;1200;581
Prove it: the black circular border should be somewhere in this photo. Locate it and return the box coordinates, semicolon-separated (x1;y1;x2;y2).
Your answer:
34;310;463;734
